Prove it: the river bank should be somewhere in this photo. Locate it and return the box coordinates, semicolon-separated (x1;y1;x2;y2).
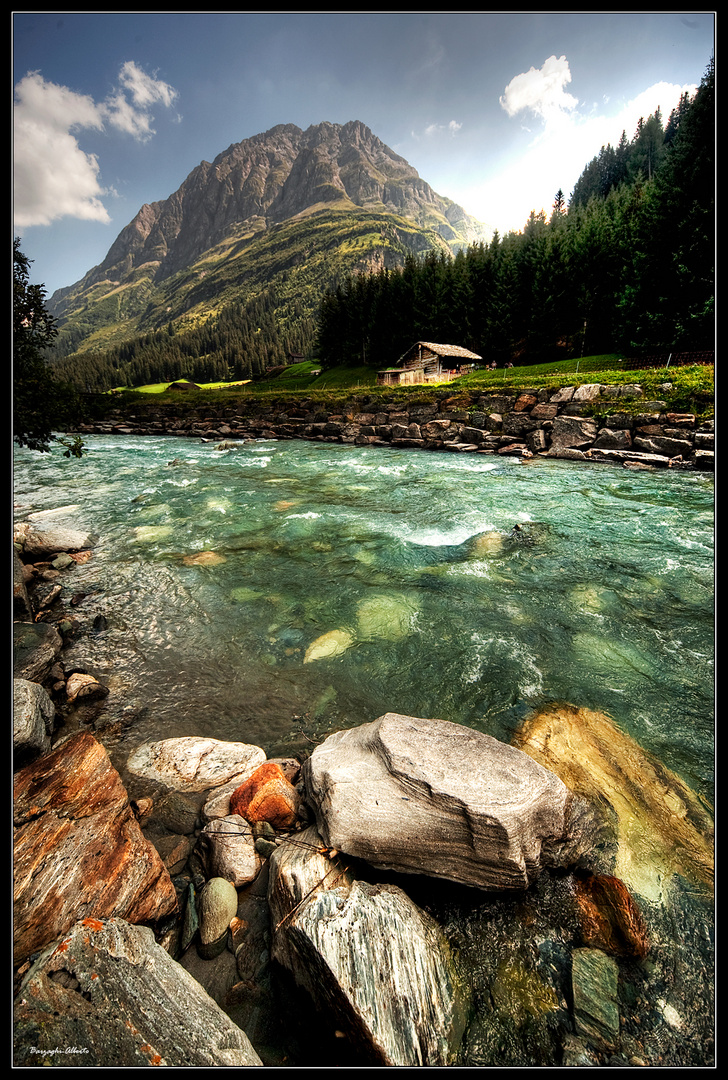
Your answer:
75;381;715;470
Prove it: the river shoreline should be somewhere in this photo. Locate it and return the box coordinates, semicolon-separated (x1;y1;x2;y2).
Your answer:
74;381;715;470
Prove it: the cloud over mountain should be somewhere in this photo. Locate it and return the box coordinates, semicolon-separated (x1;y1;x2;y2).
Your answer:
13;62;178;228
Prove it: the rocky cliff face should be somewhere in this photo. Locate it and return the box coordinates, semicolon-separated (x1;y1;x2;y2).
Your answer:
51;120;485;306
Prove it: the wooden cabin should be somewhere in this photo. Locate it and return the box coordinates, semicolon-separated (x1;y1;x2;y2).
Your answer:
167;379;201;391
377;342;482;386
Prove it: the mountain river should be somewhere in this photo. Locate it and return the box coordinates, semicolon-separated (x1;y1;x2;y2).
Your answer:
14;434;715;1063
14;433;714;800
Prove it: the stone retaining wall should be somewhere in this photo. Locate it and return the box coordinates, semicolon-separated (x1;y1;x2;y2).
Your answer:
77;383;714;470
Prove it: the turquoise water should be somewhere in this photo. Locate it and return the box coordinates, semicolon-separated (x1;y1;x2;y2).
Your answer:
14;435;714;801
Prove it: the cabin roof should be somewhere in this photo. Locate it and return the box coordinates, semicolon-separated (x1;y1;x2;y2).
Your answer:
168;379;201;390
397;341;482;363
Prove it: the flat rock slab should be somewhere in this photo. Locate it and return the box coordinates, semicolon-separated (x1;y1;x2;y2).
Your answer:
571;947;620;1051
126;736;267;793
14;733;177;964
13;917;263;1067
17;523;96;558
303;713;573;891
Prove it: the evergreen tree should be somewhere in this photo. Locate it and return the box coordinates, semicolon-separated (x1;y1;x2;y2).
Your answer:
13;238;83;453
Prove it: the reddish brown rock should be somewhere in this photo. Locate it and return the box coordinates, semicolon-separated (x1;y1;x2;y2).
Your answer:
574;873;649;959
13;733;177;964
230;762;300;828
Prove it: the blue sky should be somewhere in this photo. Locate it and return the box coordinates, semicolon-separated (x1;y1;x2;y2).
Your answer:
13;11;715;298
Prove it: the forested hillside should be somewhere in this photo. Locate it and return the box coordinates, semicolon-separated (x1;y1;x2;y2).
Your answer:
49;288;314;393
318;59;714;370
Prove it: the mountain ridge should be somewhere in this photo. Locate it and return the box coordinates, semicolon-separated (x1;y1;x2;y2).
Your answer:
47;120;489;363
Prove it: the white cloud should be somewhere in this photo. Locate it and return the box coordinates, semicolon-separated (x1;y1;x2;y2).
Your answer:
119;60;177;110
105;60;178;138
500;55;578;130
13;63;178;229
422;119;463;138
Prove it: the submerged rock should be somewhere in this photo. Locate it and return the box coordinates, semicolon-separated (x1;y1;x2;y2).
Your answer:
182;550;227;566
303;628;355;663
303;713;585;891
513;703;714;900
13;918;262;1066
574;872;649;959
571;947;620;1052
268;825;465;1066
133;524;174;542
356;593;416;641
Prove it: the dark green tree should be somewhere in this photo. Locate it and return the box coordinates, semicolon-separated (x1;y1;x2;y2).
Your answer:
13;238;84;454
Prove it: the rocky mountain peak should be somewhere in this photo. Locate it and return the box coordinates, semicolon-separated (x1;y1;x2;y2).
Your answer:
51;120;485;306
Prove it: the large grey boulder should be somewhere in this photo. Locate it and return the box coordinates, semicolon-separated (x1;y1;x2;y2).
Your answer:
303;713;577;891
13;918;263;1067
268;824;464;1066
13;677;55;766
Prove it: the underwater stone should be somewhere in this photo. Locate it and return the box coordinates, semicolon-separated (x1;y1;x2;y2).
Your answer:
571;948;620;1051
513;703;714;901
303;628;355;663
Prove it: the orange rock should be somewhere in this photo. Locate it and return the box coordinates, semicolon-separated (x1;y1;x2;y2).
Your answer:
230;762;299;828
574;872;649;959
13;733;177;964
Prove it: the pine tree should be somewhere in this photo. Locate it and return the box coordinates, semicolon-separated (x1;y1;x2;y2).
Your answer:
14;238;83;453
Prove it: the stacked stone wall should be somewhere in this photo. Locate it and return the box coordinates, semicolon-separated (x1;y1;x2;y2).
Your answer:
77;383;714;470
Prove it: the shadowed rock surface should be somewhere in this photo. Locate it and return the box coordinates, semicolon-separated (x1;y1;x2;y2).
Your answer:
13;677;54;766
